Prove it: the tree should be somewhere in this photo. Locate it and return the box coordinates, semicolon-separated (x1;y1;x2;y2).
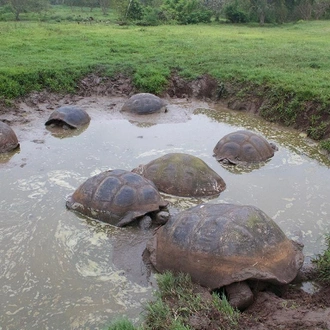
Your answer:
201;0;225;21
8;0;49;20
313;0;330;19
99;0;110;14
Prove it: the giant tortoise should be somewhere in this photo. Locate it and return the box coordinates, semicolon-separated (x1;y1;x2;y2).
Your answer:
45;106;90;129
121;93;167;115
213;130;277;165
66;169;169;228
133;153;226;197
146;203;304;310
0;121;19;153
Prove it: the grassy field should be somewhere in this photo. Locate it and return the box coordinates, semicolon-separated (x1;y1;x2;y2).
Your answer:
0;6;330;139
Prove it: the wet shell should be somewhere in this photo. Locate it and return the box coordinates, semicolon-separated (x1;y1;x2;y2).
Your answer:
213;130;276;165
0;121;19;153
121;93;166;115
148;203;304;289
45;106;90;128
66;169;168;227
133;153;226;197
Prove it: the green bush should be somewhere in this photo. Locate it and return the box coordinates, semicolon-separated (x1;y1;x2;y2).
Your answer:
162;0;212;25
137;6;162;26
127;0;144;20
224;3;249;23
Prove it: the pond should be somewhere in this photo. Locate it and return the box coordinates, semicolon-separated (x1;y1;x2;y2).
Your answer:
1;96;330;329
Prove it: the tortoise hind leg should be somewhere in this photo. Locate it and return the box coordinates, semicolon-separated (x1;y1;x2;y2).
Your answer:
225;281;254;311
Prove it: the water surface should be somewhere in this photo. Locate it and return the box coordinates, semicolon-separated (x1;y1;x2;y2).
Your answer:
1;96;330;329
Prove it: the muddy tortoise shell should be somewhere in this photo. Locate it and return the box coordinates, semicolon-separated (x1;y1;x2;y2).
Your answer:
133;153;226;197
213;130;276;165
147;203;304;290
121;93;167;115
0;121;19;153
45;106;90;128
66;169;168;227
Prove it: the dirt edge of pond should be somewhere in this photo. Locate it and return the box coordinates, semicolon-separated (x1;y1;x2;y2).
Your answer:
1;73;330;330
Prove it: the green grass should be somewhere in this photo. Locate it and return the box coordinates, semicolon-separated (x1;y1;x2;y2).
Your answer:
0;9;330;137
107;318;137;330
142;271;240;330
106;271;240;329
0;18;329;96
312;234;330;284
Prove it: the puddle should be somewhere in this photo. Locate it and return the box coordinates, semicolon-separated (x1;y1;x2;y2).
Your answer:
1;96;330;329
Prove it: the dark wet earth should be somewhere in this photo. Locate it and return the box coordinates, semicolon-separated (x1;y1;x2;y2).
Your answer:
1;95;330;329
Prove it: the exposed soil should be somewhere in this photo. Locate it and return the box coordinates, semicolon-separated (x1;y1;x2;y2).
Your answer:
160;283;330;330
1;73;330;329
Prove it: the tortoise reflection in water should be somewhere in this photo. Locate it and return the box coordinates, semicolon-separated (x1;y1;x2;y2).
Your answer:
0;121;19;153
213;130;277;165
66;169;169;228
146;203;304;310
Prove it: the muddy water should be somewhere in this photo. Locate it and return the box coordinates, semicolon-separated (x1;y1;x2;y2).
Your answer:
1;96;330;329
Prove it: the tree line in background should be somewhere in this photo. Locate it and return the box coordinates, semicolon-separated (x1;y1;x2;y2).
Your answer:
0;0;330;24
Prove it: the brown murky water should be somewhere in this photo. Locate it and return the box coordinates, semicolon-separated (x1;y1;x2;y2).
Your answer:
1;96;330;329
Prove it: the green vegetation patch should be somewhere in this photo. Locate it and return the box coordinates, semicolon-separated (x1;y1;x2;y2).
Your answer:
312;234;330;285
142;271;240;330
0;16;330;139
107;271;241;330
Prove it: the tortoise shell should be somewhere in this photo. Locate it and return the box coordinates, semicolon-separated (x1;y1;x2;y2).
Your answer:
147;203;304;289
45;106;90;128
0;121;19;153
213;130;276;165
133;153;226;197
66;169;168;227
121;93;166;115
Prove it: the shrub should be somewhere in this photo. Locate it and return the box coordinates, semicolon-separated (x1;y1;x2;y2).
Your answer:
224;3;249;23
162;0;212;24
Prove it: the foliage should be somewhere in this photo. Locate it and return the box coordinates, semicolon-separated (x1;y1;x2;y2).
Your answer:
137;6;163;25
224;1;249;22
319;139;330;153
201;0;225;21
312;234;330;284
142;271;240;330
161;0;212;24
126;0;144;20
6;0;50;20
107;317;137;330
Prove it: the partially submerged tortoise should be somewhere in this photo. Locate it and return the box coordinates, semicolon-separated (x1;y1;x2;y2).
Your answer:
146;203;304;310
213;130;277;165
66;169;169;228
133;153;226;197
45;106;91;129
0;121;19;153
121;93;167;115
